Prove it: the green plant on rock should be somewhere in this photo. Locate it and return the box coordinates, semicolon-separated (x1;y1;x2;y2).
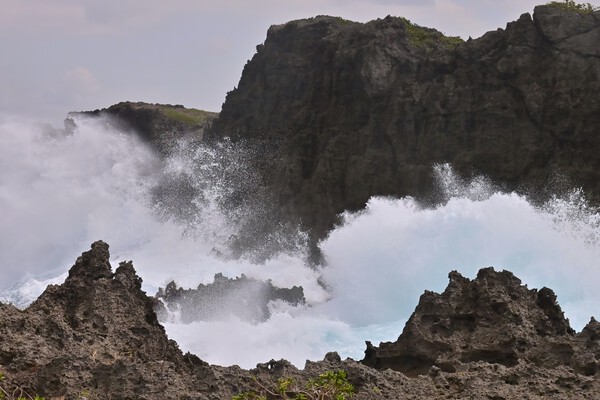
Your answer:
0;373;45;400
307;370;354;400
546;0;599;12
400;17;463;50
232;370;354;400
161;107;216;126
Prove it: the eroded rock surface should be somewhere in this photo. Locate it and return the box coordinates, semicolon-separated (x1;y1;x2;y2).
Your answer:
2;243;600;398
0;241;218;399
210;5;600;247
363;267;600;379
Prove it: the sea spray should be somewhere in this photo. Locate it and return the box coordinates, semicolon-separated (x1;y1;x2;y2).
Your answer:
318;164;600;333
153;178;600;367
0;116;160;288
1;118;600;368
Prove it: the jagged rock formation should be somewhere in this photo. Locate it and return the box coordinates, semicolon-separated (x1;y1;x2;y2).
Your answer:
0;241;220;399
1;242;600;398
155;274;305;323
210;5;600;245
68;102;218;155
363;267;600;379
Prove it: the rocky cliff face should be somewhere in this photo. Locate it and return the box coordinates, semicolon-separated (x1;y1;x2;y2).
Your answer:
2;243;600;399
210;5;600;244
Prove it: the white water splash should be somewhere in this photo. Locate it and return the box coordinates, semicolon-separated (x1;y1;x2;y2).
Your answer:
1;118;600;368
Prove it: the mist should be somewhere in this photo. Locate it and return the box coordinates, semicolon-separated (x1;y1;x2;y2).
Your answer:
1;116;600;368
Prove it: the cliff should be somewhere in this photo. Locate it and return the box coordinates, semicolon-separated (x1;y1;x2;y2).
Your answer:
68;102;218;155
2;242;600;398
210;5;600;244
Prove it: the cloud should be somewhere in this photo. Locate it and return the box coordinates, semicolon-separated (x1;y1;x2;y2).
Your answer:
356;0;435;5
64;67;101;97
2;0;598;126
0;0;546;40
0;0;204;36
0;1;87;34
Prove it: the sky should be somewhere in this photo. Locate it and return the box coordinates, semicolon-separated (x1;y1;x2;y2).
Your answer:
2;0;598;126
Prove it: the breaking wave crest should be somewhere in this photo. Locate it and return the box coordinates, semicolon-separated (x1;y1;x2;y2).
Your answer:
1;116;600;368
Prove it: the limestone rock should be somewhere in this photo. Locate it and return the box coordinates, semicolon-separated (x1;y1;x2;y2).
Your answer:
362;267;600;379
2;243;600;398
0;241;217;399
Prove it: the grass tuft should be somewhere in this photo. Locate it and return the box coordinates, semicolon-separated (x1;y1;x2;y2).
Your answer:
546;0;599;13
400;17;463;50
161;108;217;126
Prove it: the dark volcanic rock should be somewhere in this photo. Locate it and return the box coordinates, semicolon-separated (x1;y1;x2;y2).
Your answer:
362;267;600;379
156;273;305;323
0;241;219;399
2;243;600;398
210;5;600;246
69;101;218;155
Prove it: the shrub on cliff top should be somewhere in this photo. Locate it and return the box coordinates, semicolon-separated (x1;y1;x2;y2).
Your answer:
161;107;215;126
399;17;463;50
546;0;599;12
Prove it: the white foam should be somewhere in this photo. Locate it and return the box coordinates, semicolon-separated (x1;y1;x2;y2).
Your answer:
319;190;600;331
1;118;600;369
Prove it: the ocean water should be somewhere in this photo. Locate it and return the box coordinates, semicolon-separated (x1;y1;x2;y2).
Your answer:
1;116;599;368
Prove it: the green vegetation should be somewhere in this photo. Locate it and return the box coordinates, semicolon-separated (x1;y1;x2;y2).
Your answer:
333;16;353;25
233;370;354;400
400;17;463;50
0;373;45;400
546;0;599;12
161;107;217;126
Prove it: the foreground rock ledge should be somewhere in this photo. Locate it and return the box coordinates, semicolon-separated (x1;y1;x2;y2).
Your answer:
1;242;600;399
363;268;600;378
0;241;219;399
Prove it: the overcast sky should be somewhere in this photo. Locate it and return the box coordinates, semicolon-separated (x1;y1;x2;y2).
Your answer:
2;0;598;126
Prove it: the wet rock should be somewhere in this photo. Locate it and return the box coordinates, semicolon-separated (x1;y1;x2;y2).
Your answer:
4;5;600;398
155;273;305;323
2;243;600;398
362;267;600;380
